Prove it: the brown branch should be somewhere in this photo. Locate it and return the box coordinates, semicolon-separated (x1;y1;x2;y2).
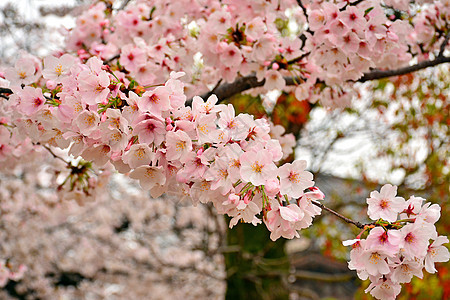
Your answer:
192;55;449;102
311;200;364;229
296;0;308;19
358;55;450;82
0;87;12;97
202;79;223;101
186;76;264;105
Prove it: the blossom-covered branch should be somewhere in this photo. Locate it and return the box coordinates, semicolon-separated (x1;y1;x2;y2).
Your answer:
358;55;450;82
0;1;448;299
193;55;450;102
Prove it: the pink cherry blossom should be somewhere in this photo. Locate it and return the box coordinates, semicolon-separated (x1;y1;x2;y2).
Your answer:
399;223;435;259
122;144;154;169
17;86;46;116
138;87;171;116
365;227;402;257
278;160;314;198
240;150;277;186
366;184;406;222
133;118;166;146
119;44;147;72
165;130;193;163
365;277;402;300
42;54;75;82
130;165;166;191
425;236;450;274
78;69;111;105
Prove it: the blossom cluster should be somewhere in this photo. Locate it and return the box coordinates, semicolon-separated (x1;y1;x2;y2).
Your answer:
0;1;448;298
411;1;450;56
0;46;324;240
64;0;306;97
306;2;412;83
57;0;449;108
344;184;449;300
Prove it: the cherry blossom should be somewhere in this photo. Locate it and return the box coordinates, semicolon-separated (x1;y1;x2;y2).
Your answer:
344;186;448;300
0;1;448;298
240;150;277;186
278;160;314;198
367;184;406;222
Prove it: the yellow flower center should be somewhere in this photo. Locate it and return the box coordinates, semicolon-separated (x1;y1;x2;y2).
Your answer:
251;162;263;174
55;64;63;75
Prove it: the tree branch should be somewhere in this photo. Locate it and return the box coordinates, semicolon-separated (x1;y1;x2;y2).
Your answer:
311;200;365;229
186;76;264;105
0;87;12;97
296;0;308;19
358;55;450;82
191;55;449;102
439;32;450;57
118;0;132;11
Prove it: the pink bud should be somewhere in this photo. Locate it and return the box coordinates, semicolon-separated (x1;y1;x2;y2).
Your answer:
46;80;57;89
196;148;204;156
166;124;174;131
278;47;284;53
243;191;252;204
77;49;90;60
265;179;280;196
228;193;240;205
272;63;279;70
125;139;134;151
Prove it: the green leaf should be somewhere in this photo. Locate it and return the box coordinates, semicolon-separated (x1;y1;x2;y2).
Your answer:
364;7;374;17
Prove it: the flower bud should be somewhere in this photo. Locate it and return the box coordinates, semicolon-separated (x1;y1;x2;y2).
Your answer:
46;80;57;89
265;179;280;196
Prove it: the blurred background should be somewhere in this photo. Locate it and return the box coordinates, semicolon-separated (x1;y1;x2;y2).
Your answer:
0;0;448;299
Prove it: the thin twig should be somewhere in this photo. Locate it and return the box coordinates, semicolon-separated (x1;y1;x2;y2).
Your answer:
296;0;307;19
311;200;364;229
40;144;70;165
200;79;223;103
118;0;132;11
103;54;120;65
